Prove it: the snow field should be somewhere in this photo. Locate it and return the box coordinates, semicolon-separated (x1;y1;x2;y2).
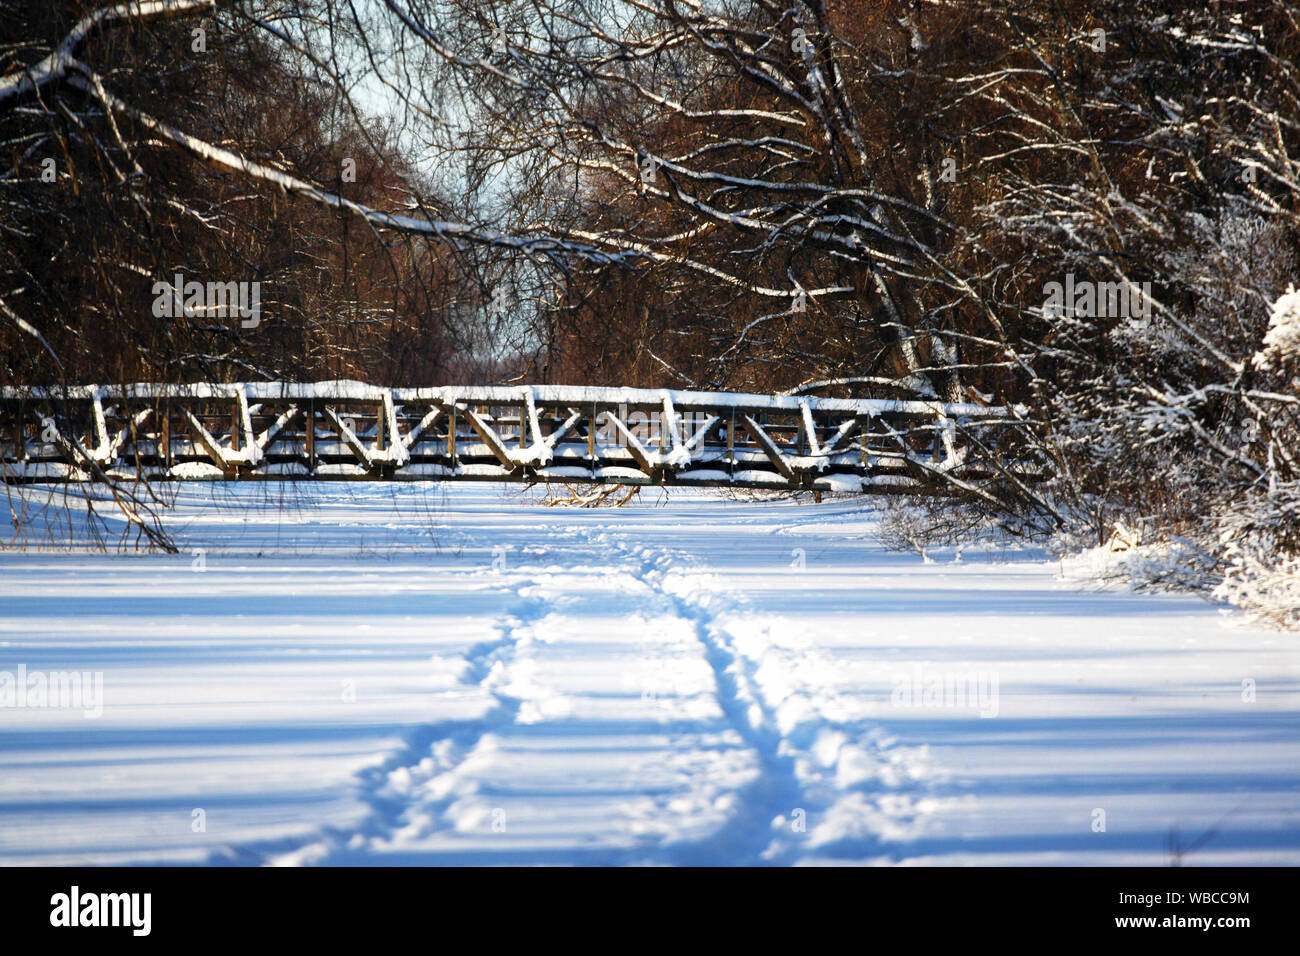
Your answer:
0;482;1296;865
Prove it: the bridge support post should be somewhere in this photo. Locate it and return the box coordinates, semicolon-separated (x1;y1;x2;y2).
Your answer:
228;399;241;480
727;408;735;481
306;400;316;473
161;402;171;472
448;406;457;466
14;397;25;462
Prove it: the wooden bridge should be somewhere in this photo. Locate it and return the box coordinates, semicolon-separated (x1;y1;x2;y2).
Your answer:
0;382;1036;494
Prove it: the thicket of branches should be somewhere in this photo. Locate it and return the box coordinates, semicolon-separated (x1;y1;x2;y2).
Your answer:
1;1;1296;625
0;1;510;388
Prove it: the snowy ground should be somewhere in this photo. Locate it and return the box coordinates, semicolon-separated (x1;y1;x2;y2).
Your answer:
1;482;1297;866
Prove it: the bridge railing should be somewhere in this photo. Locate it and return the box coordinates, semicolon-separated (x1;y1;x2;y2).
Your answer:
0;382;1041;493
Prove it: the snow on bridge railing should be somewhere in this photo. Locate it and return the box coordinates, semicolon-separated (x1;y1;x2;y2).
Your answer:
0;382;1038;493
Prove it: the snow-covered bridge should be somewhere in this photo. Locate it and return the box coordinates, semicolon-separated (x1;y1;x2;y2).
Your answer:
0;382;1036;493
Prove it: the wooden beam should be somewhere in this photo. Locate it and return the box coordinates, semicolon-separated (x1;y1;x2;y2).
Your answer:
255;404;299;451
820;415;860;456
448;406;457;463
321;406;372;468
740;414;795;479
799;400;821;457
600;412;654;473
401;407;442;450
306;401;315;471
544;408;584;449
461;406;516;469
181;408;229;471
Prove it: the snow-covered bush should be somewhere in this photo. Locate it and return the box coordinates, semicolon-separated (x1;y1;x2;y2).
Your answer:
1058;532;1221;596
1214;484;1300;630
1216;552;1300;631
1254;287;1300;372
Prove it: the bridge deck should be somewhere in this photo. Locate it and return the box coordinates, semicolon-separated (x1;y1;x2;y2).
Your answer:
0;383;1034;493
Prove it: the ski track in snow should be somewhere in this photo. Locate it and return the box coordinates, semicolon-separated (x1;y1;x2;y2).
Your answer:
252;590;538;866
250;526;792;866
2;482;1297;865
237;521;963;865
595;533;952;863
208;518;940;866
